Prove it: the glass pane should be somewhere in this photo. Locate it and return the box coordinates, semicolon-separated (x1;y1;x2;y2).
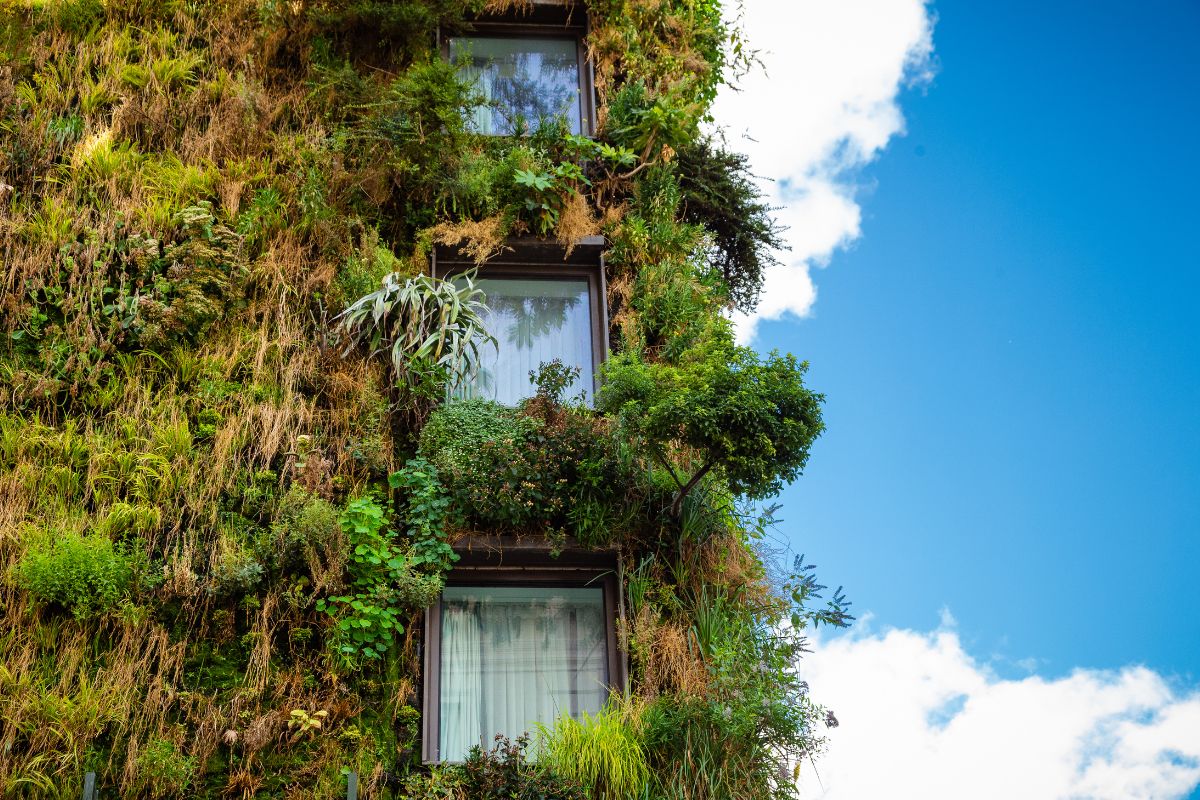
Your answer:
461;277;593;406
450;36;582;135
439;586;609;762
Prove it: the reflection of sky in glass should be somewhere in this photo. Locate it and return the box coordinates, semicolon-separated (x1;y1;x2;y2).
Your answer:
460;277;593;406
450;36;582;135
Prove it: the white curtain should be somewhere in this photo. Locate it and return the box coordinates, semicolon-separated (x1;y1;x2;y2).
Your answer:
439;586;608;761
439;605;483;760
464;278;594;406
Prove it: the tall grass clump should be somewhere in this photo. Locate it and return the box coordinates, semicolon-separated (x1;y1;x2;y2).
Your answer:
536;703;650;800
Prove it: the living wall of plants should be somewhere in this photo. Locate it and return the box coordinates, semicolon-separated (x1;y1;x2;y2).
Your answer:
0;0;850;797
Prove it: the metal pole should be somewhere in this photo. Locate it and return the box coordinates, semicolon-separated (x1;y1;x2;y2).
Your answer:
81;772;96;800
346;769;358;800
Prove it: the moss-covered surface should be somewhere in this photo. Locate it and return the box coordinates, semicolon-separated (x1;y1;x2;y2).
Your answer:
0;0;849;797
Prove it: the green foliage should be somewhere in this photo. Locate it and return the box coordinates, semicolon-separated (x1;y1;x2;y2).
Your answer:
419;397;659;545
134;739;197;798
641;695;790;800
306;0;484;52
629;546;852;800
370;56;483;222
638;595;835;800
318;462;454;665
235;187;286;248
536;706;650;800
513;167;562;235
403;765;469;799
404;736;586;800
606;168;720;356
606;80;699;161
529;358;582;408
266;487;343;576
209;530;265;597
388;457;458;573
332;230;410;309
417;398;537;479
14;529;144;619
600;328;825;514
676;137;785;313
463;736;586;800
318;497;411;663
32;0;106;34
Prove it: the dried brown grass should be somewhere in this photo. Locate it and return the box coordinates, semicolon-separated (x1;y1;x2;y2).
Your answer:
629;609;708;699
555;191;600;255
430;215;509;265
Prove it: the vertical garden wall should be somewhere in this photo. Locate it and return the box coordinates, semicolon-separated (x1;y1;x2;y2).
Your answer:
0;0;851;796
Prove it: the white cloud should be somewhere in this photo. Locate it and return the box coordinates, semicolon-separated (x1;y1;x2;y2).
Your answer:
797;617;1200;799
713;0;937;341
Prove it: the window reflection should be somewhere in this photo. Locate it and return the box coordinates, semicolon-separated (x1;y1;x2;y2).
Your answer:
450;36;583;135
458;277;593;406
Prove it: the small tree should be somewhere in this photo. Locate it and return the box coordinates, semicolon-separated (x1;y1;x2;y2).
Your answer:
599;329;824;516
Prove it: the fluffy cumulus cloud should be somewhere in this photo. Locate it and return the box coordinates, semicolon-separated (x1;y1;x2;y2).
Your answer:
797;617;1200;799
713;0;937;341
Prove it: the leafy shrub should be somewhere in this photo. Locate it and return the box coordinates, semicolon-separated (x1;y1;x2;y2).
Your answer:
267;487;343;576
331;231;410;310
134;739;197;798
317;496;412;663
15;530;141;619
605;169;720;356
402;765;467;799
135;203;247;351
209;534;265;597
634;554;852;800
370;56;483;221
400;735;591;798
417;398;536;478
418;396;658;544
461;736;585;800
537;706;650;800
389;457;457;573
605;80;698;162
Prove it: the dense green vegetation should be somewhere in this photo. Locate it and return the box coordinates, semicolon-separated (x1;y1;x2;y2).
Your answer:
0;0;850;797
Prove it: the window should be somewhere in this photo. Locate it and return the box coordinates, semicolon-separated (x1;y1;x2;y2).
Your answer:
434;238;607;406
451;36;586;135
422;554;623;763
443;6;594;136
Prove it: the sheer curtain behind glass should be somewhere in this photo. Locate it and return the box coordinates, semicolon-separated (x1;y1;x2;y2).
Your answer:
438;586;608;762
462;277;593;406
449;36;582;135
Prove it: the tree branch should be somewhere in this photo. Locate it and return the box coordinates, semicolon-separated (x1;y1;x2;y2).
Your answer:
654;452;686;491
671;460;716;517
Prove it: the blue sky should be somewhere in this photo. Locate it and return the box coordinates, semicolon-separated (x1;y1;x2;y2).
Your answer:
766;0;1200;681
718;1;1200;796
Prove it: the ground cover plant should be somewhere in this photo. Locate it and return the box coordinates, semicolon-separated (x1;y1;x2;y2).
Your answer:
0;0;851;797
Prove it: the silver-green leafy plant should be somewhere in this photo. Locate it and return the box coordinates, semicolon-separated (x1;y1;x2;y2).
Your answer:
334;270;496;422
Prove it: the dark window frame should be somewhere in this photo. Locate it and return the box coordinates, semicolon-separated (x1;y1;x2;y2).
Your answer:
432;238;609;403
421;545;625;764
438;3;597;137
